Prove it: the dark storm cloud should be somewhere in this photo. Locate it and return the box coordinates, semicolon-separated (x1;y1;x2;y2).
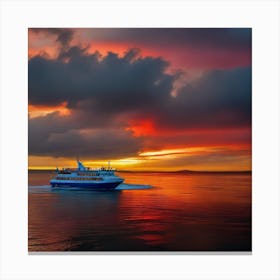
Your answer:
30;28;74;47
28;47;176;158
28;42;251;158
81;28;251;51
154;67;252;129
28;47;174;109
28;113;143;159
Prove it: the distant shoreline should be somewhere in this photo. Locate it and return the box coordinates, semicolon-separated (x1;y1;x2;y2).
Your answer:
28;169;252;174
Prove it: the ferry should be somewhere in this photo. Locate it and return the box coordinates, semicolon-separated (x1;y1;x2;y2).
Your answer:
50;160;124;190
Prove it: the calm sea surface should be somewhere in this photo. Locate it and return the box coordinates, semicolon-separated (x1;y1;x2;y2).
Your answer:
28;171;251;252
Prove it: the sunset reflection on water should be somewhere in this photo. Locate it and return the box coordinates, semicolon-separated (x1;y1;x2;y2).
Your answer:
28;171;251;251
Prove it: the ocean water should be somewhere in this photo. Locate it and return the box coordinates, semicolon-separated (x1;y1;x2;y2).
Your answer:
28;171;251;252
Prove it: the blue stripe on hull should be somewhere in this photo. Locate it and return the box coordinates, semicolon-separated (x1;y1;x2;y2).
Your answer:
51;182;121;190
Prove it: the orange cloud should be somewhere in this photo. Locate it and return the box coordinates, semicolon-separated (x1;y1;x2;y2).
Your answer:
28;102;71;118
28;46;58;59
86;42;132;57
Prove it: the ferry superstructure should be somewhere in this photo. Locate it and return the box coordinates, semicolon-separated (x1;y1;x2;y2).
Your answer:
50;161;124;190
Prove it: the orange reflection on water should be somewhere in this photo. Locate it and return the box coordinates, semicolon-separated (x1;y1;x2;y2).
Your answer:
117;172;251;250
28;171;251;251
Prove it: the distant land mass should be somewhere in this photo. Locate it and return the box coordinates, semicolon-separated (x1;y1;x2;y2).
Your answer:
28;169;252;174
117;170;252;174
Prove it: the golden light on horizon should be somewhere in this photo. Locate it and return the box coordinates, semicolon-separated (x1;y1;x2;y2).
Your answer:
28;143;251;172
139;147;208;157
84;157;143;168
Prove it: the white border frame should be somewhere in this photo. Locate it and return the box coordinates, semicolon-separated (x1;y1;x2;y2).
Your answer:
1;0;279;279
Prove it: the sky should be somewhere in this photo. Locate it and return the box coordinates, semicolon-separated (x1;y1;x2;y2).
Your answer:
28;28;252;171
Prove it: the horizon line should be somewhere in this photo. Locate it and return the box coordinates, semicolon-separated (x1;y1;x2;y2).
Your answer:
28;168;252;173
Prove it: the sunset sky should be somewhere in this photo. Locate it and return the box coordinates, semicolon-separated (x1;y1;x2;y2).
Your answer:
28;28;251;171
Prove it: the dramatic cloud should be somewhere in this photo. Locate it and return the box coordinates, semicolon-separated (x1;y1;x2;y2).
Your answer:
79;28;251;51
153;67;252;130
29;28;251;70
29;46;251;128
28;28;252;169
79;28;252;70
30;28;74;48
28;117;142;159
29;48;174;109
30;28;251;53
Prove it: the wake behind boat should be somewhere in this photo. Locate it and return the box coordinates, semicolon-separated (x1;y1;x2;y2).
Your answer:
50;160;124;190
